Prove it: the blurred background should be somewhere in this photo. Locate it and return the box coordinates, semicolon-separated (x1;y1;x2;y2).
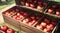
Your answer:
0;0;15;9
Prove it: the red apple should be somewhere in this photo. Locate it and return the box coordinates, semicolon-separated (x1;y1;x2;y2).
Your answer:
44;28;51;33
37;5;43;11
48;8;54;14
29;20;36;26
15;16;20;20
36;25;43;30
23;18;32;23
23;12;28;16
56;11;60;15
1;26;8;31
25;2;29;7
6;29;14;33
5;11;11;16
30;3;35;8
15;14;24;20
46;24;54;30
40;22;47;27
19;15;24;19
17;13;20;16
10;12;14;15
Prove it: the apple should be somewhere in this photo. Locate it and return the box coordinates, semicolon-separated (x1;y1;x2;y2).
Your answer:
46;24;54;30
48;8;54;14
56;11;60;15
29;20;36;26
1;26;8;31
25;2;29;7
23;12;28;16
30;3;35;8
19;15;24;19
44;18;50;24
16;15;24;20
14;16;20;20
10;12;14;16
6;29;14;33
17;13;21;16
40;22;47;27
36;25;44;30
37;5;43;11
44;28;51;33
23;18;32;23
5;10;16;16
5;11;11;16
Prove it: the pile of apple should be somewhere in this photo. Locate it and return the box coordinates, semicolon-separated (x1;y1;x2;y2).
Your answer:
37;1;47;11
36;18;57;33
4;8;20;16
12;11;29;21
0;25;17;33
22;14;41;26
20;0;47;11
55;8;60;16
47;3;60;16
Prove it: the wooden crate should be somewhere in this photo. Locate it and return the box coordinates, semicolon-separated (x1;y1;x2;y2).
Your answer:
2;0;60;32
2;6;45;33
2;10;44;33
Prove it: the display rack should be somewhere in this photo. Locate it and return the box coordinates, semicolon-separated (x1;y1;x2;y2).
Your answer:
2;0;60;33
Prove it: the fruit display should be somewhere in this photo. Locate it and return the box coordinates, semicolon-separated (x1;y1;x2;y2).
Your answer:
13;11;29;20
20;0;48;12
46;3;56;14
12;10;29;21
3;7;20;17
3;6;31;21
22;14;42;26
36;17;57;33
0;25;17;33
2;0;60;33
46;2;60;16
